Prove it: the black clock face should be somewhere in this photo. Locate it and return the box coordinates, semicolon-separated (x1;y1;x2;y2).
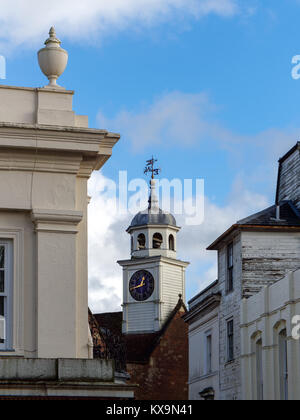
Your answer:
129;270;155;301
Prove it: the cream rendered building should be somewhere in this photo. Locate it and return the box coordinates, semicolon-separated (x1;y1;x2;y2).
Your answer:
241;269;300;400
0;28;134;399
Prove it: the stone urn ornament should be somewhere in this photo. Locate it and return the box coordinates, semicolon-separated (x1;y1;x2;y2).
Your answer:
38;27;68;89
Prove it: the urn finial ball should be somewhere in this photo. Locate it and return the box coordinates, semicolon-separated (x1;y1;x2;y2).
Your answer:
38;26;68;89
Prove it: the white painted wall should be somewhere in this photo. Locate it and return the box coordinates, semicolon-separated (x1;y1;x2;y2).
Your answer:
188;307;220;400
241;269;300;400
0;84;119;359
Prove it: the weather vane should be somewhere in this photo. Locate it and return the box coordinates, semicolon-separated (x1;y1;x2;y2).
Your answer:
144;156;161;179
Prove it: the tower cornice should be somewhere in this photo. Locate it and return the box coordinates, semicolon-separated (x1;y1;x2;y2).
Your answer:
117;255;190;268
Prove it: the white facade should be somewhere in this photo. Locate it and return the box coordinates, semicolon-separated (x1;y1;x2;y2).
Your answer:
241;269;300;400
0;28;136;399
184;281;220;400
0;44;119;359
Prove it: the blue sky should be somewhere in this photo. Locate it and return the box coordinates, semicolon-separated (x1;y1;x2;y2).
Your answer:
1;0;300;311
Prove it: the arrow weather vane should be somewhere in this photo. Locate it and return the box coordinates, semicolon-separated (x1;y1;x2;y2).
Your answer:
144;156;161;179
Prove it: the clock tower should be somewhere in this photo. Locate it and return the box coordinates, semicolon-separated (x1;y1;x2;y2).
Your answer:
118;160;189;335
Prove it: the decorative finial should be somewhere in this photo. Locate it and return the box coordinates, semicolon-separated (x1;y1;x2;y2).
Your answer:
49;26;56;37
145;157;160;213
38;27;68;89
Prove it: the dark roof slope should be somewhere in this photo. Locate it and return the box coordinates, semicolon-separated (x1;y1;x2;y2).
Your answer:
129;208;177;229
237;201;300;227
93;297;186;364
94;312;123;335
207;201;300;250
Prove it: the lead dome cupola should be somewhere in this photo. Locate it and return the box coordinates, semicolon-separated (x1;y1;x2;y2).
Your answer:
129;178;177;229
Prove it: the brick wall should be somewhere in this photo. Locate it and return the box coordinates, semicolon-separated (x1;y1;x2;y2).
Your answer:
126;308;188;400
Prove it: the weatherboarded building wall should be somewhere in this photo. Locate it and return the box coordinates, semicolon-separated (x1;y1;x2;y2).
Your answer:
277;142;300;210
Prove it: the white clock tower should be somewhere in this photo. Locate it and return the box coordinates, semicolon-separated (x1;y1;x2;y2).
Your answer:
118;165;189;335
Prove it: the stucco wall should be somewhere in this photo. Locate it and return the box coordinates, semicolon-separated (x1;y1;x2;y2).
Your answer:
241;269;300;400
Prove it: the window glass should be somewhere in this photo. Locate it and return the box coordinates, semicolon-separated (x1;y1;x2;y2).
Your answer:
227;320;234;361
279;329;288;400
0;243;11;350
0;246;4;268
0;271;4;293
256;339;263;400
0;296;4;344
206;334;212;373
227;243;234;292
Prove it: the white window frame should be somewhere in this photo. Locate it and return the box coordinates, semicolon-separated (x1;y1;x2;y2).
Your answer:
0;228;24;356
0;240;13;351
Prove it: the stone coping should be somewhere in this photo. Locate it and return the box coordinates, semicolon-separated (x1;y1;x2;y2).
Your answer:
0;358;114;383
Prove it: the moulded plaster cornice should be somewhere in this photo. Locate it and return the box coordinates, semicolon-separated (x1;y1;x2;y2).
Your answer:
31;209;83;233
32;209;83;223
182;294;221;324
0;149;83;174
0;124;120;154
0;125;119;174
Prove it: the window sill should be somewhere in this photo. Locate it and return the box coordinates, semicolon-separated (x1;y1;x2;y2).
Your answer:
225;359;235;366
188;371;218;385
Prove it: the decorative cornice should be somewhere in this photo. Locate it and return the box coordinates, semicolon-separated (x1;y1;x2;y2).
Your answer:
117;255;189;268
0;125;119;174
31;209;83;234
0;124;119;151
183;294;221;324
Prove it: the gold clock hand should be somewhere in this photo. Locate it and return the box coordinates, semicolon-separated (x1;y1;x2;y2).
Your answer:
130;277;146;291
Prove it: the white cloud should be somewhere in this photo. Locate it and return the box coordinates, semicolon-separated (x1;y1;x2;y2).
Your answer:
0;0;238;50
98;91;216;152
90;91;298;311
97;91;299;194
88;171;269;312
88;173;129;313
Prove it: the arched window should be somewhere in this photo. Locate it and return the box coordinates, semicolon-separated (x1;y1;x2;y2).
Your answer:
153;233;163;249
137;234;146;250
169;234;175;251
279;329;288;400
256;339;263;400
